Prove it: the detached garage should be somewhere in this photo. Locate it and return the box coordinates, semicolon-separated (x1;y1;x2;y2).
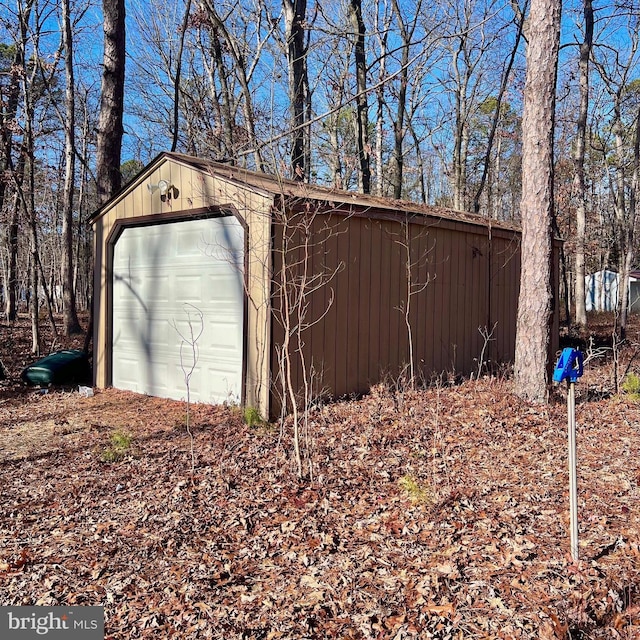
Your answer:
91;152;559;418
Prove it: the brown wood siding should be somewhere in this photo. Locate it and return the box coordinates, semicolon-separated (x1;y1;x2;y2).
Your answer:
436;230;448;370
335;219;350;395
346;220;360;393
452;230;464;371
388;226;402;378
269;211;524;412
367;222;382;383
490;233;521;365
357;221;371;390
321;220;339;399
378;221;391;378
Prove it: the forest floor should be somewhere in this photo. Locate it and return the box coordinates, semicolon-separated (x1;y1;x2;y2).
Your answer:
0;314;639;639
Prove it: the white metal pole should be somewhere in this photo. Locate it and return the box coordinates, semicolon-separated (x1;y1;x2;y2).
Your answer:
567;380;579;562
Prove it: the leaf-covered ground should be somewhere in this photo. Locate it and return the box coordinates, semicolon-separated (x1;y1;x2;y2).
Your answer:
1;316;639;639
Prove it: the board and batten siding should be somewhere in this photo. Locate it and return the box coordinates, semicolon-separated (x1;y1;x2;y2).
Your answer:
269;207;527;412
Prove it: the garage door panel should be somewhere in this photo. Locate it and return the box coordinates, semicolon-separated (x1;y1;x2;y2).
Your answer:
203;225;244;263
114;275;171;305
115;318;171;347
174;275;203;302
113;365;170;397
113;276;143;303
175;229;210;257
206;320;243;351
115;236;164;268
143;276;171;301
112;357;140;387
204;274;244;303
112;217;244;404
202;366;242;403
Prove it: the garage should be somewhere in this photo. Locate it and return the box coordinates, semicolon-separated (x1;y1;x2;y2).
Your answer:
91;152;559;419
111;216;245;404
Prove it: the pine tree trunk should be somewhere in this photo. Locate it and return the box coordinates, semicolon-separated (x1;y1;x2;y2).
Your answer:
513;0;562;402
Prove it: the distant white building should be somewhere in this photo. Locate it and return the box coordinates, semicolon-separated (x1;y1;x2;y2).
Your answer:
585;269;640;312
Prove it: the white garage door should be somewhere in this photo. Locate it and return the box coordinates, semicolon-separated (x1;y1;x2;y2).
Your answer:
112;216;245;404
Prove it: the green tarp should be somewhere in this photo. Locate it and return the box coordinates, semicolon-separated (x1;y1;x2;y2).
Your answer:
21;350;91;387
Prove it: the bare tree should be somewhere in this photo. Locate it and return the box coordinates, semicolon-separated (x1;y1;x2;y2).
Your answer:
173;303;204;481
572;0;593;328
394;216;433;388
60;0;82;335
96;0;125;205
471;2;527;215
271;196;343;477
171;0;192;153
315;36;349;188
0;3;32;323
348;0;371;193
446;1;478;211
199;0;272;169
16;0;41;353
373;2;392;197
440;0;518;212
513;0;561;402
283;0;310;180
592;25;640;340
389;0;422;199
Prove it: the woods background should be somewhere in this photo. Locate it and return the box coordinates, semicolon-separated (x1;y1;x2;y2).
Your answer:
0;0;637;353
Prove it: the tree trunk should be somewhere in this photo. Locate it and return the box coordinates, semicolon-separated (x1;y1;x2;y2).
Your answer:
0;32;26;217
2;2;32;321
329;119;343;189
96;0;126;206
471;6;525;214
513;0;561;402
390;0;411;200
61;0;82;335
210;28;236;160
283;0;309;180
409;122;427;203
573;0;593;328
171;0;192;153
613;115;628;337
200;0;267;170
451;42;468;211
6;190;20;322
618;104;640;340
374;21;388;197
5;148;25;323
92;0;125;366
17;0;42;353
349;0;370;194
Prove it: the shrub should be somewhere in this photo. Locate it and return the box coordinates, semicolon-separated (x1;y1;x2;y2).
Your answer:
622;372;640;401
398;474;433;505
100;430;133;463
243;406;263;428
